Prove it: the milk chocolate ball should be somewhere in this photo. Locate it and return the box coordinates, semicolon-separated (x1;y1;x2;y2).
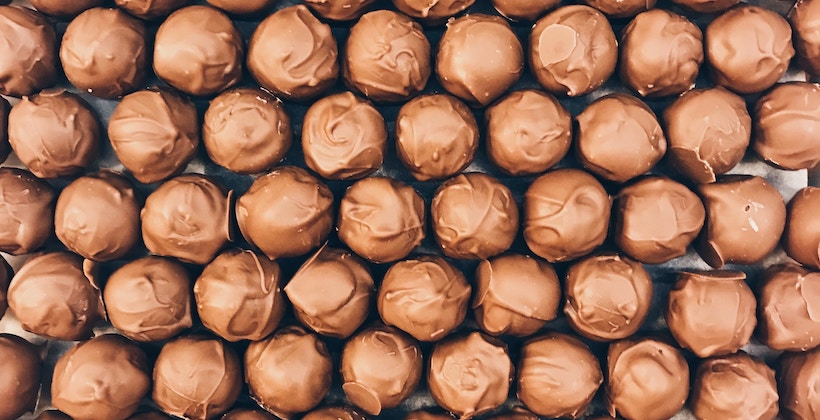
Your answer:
304;0;375;20
670;0;738;13
115;0;189;19
0;168;55;255
758;263;820;351
753;82;820;170
784;187;820;269
0;334;40;420
205;0;275;14
791;0;820;75
392;0;474;22
492;0;559;20
30;0;103;17
0;6;57;97
778;348;820;420
692;352;779;420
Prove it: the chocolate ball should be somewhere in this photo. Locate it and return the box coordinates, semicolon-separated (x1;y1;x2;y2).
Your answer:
194;249;286;342
778;348;820;419
392;0;474;22
55;171;140;262
378;255;471;342
115;0;189;19
247;5;338;101
791;0;820;74
583;0;653;17
518;333;602;418
529;5;617;97
344;10;431;102
104;257;193;342
758;263;820;351
0;168;55;255
52;335;151;420
0;256;10;317
304;0;375;20
303;407;366;420
620;9;703;97
670;0;738;13
30;0;103;17
697;175;786;268
0;334;40;420
108;88;199;184
663;87;751;184
0;96;9;163
205;0;274;14
61;7;148;98
285;247;374;339
0;6;57;97
36;411;72;420
492;0;559;20
692;352;779;420
302;91;387;180
753;82;820;170
524;168;611;262
8;90;100;178
405;411;453;420
236;166;333;259
575;94;666;183
222;409;276;420
785;187;820;269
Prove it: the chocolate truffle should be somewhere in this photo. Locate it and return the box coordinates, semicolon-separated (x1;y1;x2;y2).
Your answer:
303;407;366;420
104;257;193;342
666;271;756;358
285;247;374;338
778;348;820;419
205;0;274;14
153;336;242;420
36;411;72;420
518;333;603;418
0;97;8;163
236;166;333;259
8;90;100;178
405;411;453;420
564;253;653;341
0;6;57;97
785;187;820;269
492;0;559;20
8;252;105;341
670;0;738;13
194;249;286;342
758;263;820;351
753;82;820;170
338;177;425;263
706;5;794;94
524;168;611;262
396;94;479;181
304;0;375;20
791;0;820;74
584;0;653;17
614;177;705;264
52;334;151;420
245;326;333;418
0;334;40;420
55;171;140;262
620;9;703;97
344;10;431;102
692;353;779;420
0;168;55;255
607;338;689;420
436;14;523;107
302;91;387;180
341;324;423;415
428;332;513;418
30;0;103;17
529;5;617;97
115;0;188;19
484;89;571;176
222;409;276;420
60;7;147;98
0;256;10;317
392;0;474;22
108;88;199;184
378;255;471;342
247;5;338;101
576;94;667;183
697;176;786;268
663;87;751;184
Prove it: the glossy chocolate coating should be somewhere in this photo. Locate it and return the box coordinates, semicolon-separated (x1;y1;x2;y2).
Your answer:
778;348;820;420
0;168;55;255
693;353;779;420
0;6;57;97
52;334;151;420
36;411;72;420
753;82;820;170
104;257;193;342
247;5;338;101
758;263;820;351
0;334;40;420
194;249;286;342
304;0;375;20
115;0;189;19
0;256;9;317
392;0;474;22
206;0;275;14
30;0;103;17
670;0;737;12
222;409;276;420
303;407;366;420
0;96;8;163
785;187;820;269
492;0;559;20
791;0;820;74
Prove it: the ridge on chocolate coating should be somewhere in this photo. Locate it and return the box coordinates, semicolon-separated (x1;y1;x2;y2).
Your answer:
692;352;779;420
492;0;559;21
0;256;10;318
392;0;474;22
115;0;189;19
753;82;820;171
778;347;820;419
784;187;820;269
303;406;367;420
790;0;820;74
0;6;57;97
206;0;275;14
0;96;9;163
758;263;820;351
0;334;40;420
671;0;738;12
584;0;654;17
0;168;55;255
30;0;103;17
221;409;276;420
304;0;376;20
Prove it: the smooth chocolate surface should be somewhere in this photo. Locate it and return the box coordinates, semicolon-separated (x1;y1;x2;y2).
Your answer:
205;0;275;14
790;0;820;74
30;0;103;17
492;0;559;20
392;0;474;21
758;263;820;351
0;6;57;97
778;348;820;420
115;0;189;19
692;352;779;420
784;187;820;269
0;334;40;420
0;168;55;255
753;82;820;170
304;0;375;20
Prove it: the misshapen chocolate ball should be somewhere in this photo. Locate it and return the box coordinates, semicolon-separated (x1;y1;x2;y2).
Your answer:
785;187;820;269
304;0;375;20
692;353;779;420
30;0;103;17
0;334;40;420
205;0;275;14
758;263;820;351
753;82;820;170
492;0;559;20
0;6;57;97
791;0;820;74
584;0;654;17
303;407;366;420
0;168;55;255
778;348;820;419
115;0;188;19
392;0;474;22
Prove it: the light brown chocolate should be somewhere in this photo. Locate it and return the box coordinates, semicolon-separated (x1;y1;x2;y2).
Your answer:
784;187;820;269
115;0;189;19
758;263;820;351
392;0;474;22
753;82;820;170
0;168;55;255
304;0;375;20
0;6;57;97
790;0;820;74
492;0;559;20
303;407;366;420
778;348;820;420
692;352;779;420
205;0;275;14
221;409;277;420
670;0;738;12
30;0;103;17
0;334;40;420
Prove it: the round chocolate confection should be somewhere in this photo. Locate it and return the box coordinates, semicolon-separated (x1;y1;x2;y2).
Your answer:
791;0;820;74
518;333;602;418
104;257;193;342
344;10;431;103
576;94;667;183
153;336;242;420
0;97;9;163
529;5;617;97
205;0;275;14
706;5;794;94
245;326;333;417
0;6;57;97
492;0;559;20
60;7;147;99
285;247;374;339
404;410;453;420
0;334;40;420
52;334;151;420
108;88;199;184
222;409;277;420
473;253;561;337
377;255;471;342
392;0;474;22
55;171;140;262
8;252;105;341
115;0;189;19
614;177;705;264
523;168;611;262
304;0;375;20
0;168;55;255
194;249;286;342
30;0;103;17
663;87;751;184
696;175;786;268
753;82;820;170
303;407;366;420
36;411;72;420
778;348;820;419
341;324;423;415
584;0;653;17
437;14;523;107
302;91;387;180
396;94;479;181
758;263;820;351
666;271;756;358
485;89;571;176
692;352;779;420
428;332;514;418
620;9;703;97
670;0;737;12
0;256;10;317
785;187;820;269
248;5;338;101
337;177;425;264
8;90;100;179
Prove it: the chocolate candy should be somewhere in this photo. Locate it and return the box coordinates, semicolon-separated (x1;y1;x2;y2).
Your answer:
392;0;474;22
790;0;820;74
784;187;820;269
304;0;375;20
222;409;276;420
0;6;57;97
758;263;820;351
0;334;40;420
584;0;654;17
30;0;103;17
0;97;8;163
205;0;275;14
0;168;55;255
778;348;820;419
691;352;779;420
670;0;737;12
753;82;820;170
303;407;366;420
115;0;189;19
0;256;9;317
492;0;559;20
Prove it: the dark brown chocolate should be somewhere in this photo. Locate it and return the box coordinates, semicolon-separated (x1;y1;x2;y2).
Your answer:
304;0;375;20
691;352;779;420
392;0;474;22
758;263;820;351
790;0;820;75
784;187;820;269
127;412;172;420
492;0;559;20
205;0;275;14
584;0;654;17
0;168;55;255
0;6;57;97
115;0;189;19
303;407;366;420
0;256;9;318
221;409;277;420
778;348;820;420
30;0;103;17
0;334;40;420
753;82;820;170
36;411;72;420
0;96;8;163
